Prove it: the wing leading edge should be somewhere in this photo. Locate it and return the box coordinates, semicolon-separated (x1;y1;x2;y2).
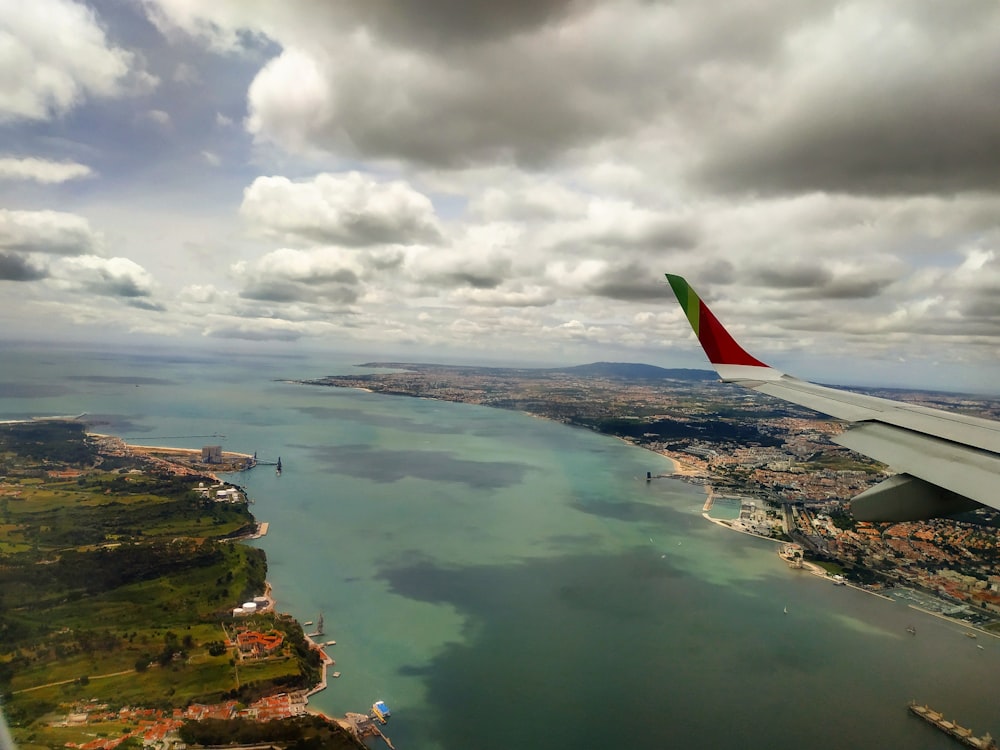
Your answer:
665;274;1000;521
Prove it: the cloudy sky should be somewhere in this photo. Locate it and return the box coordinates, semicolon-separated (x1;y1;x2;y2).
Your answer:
2;0;999;391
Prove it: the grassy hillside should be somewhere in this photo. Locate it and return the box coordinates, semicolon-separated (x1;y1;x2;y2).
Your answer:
0;421;317;747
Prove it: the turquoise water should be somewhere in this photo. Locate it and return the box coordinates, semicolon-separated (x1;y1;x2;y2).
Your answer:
2;343;994;749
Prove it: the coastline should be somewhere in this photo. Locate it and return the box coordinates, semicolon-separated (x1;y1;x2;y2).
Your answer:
656;450;707;478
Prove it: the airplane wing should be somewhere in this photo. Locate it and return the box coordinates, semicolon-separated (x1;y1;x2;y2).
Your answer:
665;274;1000;521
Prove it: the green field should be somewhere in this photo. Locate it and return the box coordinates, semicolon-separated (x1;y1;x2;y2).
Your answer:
0;422;316;745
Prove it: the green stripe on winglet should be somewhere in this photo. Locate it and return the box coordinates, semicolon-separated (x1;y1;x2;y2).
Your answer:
665;274;699;335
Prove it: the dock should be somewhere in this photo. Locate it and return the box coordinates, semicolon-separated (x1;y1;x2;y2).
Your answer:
909;703;996;749
343;711;396;750
306;613;324;638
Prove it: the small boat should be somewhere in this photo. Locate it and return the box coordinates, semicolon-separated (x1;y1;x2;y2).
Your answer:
332;671;342;678
326;640;337;646
303;621;313;626
965;632;978;639
906;626;916;635
783;606;788;614
977;645;984;650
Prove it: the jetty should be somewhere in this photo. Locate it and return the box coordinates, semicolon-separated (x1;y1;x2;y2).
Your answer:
909;703;996;749
306;613;324;638
343;711;396;750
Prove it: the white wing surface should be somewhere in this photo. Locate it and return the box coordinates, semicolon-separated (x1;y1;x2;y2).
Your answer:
666;274;1000;521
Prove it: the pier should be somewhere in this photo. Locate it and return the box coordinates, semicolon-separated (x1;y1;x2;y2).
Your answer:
342;712;396;750
306;613;324;638
909;703;996;749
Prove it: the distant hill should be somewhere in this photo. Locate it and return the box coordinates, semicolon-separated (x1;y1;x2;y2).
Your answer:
353;360;718;382
549;362;716;381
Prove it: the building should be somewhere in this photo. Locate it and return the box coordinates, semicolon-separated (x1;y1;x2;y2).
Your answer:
236;630;284;658
202;445;223;463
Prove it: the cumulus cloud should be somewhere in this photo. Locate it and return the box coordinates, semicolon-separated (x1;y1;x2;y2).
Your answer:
202;319;306;341
0;209;102;255
0;157;93;183
240;172;443;246
233;247;368;306
0;0;156;122
53;255;155;299
6;0;994;386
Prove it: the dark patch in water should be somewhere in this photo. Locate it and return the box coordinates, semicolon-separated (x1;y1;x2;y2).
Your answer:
82;414;154;433
570;498;675;524
0;382;72;398
375;551;893;750
544;532;604;549
294;405;458;434
68;375;175;386
302;443;531;489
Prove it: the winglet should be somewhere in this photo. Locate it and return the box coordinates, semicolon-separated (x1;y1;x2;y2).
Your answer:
665;274;782;382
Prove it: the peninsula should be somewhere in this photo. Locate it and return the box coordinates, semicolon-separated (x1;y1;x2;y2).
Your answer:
0;419;364;750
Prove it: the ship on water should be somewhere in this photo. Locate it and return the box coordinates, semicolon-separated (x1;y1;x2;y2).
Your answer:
909;703;996;749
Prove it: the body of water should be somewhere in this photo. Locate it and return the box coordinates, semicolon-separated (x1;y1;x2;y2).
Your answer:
2;343;995;749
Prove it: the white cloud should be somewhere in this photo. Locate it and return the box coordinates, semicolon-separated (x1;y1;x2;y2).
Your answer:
0;0;156;122
240;172;443;247
0;156;93;183
0;0;997;389
0;209;102;255
51;255;155;299
144;109;172;127
178;283;222;303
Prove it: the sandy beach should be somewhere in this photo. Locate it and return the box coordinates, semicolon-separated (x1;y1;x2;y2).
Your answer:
656;449;708;478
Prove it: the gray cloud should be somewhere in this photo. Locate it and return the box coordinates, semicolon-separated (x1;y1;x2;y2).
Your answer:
53;255;156;301
787;277;895;301
240;279;360;305
2;0;998;390
443;271;504;290
233;246;369;306
750;266;832;290
0;252;47;281
694;5;1000;196
0;209;102;255
127;298;167;311
586;263;671;302
325;0;587;51
205;324;304;342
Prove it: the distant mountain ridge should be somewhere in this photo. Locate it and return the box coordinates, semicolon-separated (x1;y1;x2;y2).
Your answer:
356;360;716;382
549;362;716;381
